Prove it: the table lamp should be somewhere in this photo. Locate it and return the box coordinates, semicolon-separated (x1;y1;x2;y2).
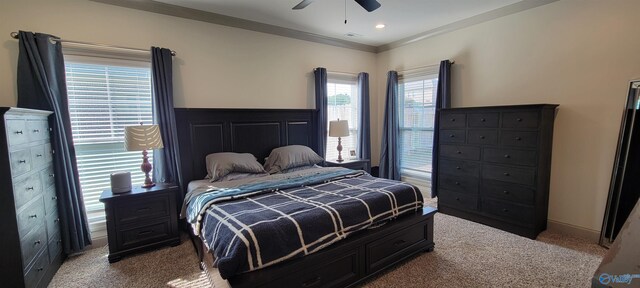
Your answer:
329;119;349;162
124;124;164;188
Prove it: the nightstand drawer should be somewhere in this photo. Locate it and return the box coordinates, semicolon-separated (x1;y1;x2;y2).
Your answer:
119;221;171;249
115;194;171;226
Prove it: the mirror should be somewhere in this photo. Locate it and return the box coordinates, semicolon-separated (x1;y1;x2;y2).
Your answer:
600;80;640;247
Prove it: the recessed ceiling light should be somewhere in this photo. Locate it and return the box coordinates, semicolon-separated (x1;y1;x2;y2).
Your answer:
375;24;385;29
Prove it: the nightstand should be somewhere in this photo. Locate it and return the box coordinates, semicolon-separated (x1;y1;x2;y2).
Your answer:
325;158;371;173
99;183;180;263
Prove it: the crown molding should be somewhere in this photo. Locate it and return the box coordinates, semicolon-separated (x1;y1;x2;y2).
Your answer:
376;0;559;52
90;0;558;54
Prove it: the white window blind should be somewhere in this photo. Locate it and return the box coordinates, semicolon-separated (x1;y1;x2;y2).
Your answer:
326;77;359;161
398;72;439;180
64;56;153;238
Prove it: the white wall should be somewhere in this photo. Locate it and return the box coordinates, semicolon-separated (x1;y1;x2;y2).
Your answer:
376;0;640;232
0;0;377;110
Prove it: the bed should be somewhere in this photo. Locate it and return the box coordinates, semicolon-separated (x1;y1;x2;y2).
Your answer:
175;108;436;288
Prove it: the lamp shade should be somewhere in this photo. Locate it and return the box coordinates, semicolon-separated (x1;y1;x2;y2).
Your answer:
124;124;164;151
329;120;349;137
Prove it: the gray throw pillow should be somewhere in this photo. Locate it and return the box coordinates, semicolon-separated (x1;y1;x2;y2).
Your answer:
206;152;266;182
264;145;324;174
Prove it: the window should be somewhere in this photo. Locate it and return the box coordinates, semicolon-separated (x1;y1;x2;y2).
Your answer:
64;56;153;238
326;76;358;161
398;71;439;180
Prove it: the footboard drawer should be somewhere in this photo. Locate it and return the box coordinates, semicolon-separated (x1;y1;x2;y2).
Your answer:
265;251;359;288
366;223;428;273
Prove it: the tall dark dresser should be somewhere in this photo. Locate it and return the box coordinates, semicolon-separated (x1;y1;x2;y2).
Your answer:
437;104;558;239
0;107;64;288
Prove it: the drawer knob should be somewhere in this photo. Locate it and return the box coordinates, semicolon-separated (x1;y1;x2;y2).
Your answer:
450;118;456;122
503;190;510;195
54;218;60;223
18;160;26;163
393;239;407;246
27;187;34;191
15;130;23;134
515;136;522;141
49;173;55;178
504;154;510;158
449;134;455;138
302;276;321;287
34;240;41;245
36;267;44;272
36;154;43;157
503;172;510;176
480;136;486;139
481;118;486;122
502;208;509;213
33;129;40;133
516;118;523;122
455;181;460;185
455;166;461;170
52;196;58;200
456;150;462;154
57;239;62;244
29;214;38;218
455;197;460;201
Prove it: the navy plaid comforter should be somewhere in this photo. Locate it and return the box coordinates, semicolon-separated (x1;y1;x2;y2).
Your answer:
195;170;423;279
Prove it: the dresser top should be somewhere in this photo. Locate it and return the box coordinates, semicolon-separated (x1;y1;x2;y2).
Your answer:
441;104;558;111
0;107;53;116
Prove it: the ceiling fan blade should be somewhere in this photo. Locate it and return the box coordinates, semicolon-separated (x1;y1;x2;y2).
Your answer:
292;0;315;10
354;0;381;12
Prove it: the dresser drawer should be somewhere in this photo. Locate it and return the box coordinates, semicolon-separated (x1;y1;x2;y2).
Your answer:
43;186;58;215
48;233;63;264
482;164;536;186
119;221;171;249
44;143;53;163
17;197;46;239
115;194;171;226
468;113;499;128
46;208;60;242
30;145;47;167
482;148;537;167
21;223;47;269
440;145;480;160
440;113;466;128
367;224;427;272
439;159;480;177
6;119;28;146
481;180;536;204
439;174;478;194
274;251;359;288
481;198;534;226
439;129;465;144
439;190;478;211
24;249;49;288
502;111;539;128
14;173;44;210
468;130;498;145
500;131;538;148
27;120;49;142
10;149;32;177
40;165;55;188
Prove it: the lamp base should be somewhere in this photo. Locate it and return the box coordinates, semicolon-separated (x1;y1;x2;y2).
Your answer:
336;137;344;162
140;149;155;189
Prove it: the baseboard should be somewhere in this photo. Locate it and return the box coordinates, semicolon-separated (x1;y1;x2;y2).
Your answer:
86;235;108;250
547;219;600;243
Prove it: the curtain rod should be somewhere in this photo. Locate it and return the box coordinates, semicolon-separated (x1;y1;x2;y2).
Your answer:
10;32;176;56
313;68;359;77
400;60;455;73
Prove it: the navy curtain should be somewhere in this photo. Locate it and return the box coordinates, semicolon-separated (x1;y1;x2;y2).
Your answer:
357;72;371;161
17;31;92;253
431;60;452;198
151;47;182;189
379;71;400;180
314;67;328;159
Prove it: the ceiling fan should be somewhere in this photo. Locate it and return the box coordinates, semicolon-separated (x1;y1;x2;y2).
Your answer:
292;0;381;12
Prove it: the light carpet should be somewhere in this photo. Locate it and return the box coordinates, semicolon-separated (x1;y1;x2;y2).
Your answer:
49;199;605;288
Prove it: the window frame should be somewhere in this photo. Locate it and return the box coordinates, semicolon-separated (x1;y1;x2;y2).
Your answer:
325;74;359;161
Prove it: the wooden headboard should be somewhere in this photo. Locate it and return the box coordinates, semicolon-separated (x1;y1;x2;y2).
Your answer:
175;108;318;195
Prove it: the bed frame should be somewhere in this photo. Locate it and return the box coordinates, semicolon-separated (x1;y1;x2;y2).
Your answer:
174;108;436;288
